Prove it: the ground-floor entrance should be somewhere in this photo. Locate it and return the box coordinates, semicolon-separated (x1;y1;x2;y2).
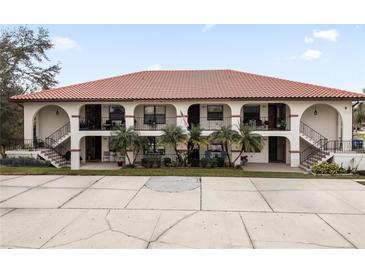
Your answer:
268;136;286;163
85;136;101;161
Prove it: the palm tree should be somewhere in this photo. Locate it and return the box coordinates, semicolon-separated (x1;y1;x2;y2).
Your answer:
110;126;147;165
158;125;188;161
353;102;365;130
209;126;238;166
131;135;149;165
232;124;264;164
187;125;209;154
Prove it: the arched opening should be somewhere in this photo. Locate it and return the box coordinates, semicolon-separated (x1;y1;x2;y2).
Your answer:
79;104;125;130
33;105;70;141
187;103;232;130
133;104;177;131
300;103;343;141
240;103;291;130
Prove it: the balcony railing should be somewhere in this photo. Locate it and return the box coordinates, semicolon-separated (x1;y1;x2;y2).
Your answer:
188;117;231;131
241;116;290;131
134;117;176;131
79;117;125;131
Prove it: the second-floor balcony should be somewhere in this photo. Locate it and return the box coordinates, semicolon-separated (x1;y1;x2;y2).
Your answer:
79;116;125;131
241;116;290;131
134;116;177;131
188;116;232;131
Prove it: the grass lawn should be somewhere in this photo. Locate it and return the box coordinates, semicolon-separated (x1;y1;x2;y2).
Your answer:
354;133;365;140
1;166;365;179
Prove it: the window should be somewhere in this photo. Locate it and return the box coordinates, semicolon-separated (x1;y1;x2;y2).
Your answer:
109;105;124;120
243;105;260;123
207;105;223;120
144;105;166;124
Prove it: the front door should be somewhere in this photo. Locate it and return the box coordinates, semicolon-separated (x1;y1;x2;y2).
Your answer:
86;136;102;161
85;104;101;130
268;104;277;129
269;137;277;162
269;136;286;163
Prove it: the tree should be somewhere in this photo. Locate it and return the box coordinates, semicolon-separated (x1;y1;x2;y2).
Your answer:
0;26;61;153
187;125;209;154
109;126;148;166
353;102;365;130
232;124;264;164
209;126;238;166
158;125;188;161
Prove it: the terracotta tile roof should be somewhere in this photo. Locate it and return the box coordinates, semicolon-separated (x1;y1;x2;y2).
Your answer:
11;69;365;101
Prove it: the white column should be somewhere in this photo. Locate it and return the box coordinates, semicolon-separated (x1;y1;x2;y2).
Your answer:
124;104;136;129
23;104;34;140
339;103;353;141
70;114;80;170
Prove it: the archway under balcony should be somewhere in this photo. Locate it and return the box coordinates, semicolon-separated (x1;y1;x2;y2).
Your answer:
32;104;70;141
187;103;232;130
79;103;125;130
133;104;177;131
240;103;291;131
300;103;344;154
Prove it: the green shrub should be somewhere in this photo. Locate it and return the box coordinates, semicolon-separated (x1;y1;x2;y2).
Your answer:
0;157;50;167
141;158;148;168
216;157;225;167
209;158;218;168
200;158;208;168
163;157;172;167
312;161;347;175
154;156;162;168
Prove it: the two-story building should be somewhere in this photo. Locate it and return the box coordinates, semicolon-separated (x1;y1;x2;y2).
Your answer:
9;69;365;170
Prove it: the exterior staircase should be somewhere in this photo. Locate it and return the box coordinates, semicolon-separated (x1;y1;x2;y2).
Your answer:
299;122;333;170
38;122;71;168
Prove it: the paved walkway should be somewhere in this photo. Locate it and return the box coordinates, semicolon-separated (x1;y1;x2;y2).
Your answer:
0;175;364;248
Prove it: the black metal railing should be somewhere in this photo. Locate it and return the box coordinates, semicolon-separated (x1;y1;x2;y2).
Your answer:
241;116;290;131
5;139;45;151
300;140;365;164
79;117;125;131
134;117;176;131
47;122;70;143
300;121;327;143
44;137;70;166
188;117;231;130
5;138;70;167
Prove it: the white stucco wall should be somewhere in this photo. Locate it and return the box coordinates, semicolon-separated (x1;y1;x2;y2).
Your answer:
333;154;365;170
245;138;269;163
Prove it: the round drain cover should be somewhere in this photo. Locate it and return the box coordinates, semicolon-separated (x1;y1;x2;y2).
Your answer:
145;176;200;192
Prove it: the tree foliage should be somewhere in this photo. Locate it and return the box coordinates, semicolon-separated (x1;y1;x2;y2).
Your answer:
0;26;61;149
158;125;188;161
232;124;264;163
110;126;149;165
209;126;238;166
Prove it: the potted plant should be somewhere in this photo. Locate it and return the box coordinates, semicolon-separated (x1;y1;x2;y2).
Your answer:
278;119;287;130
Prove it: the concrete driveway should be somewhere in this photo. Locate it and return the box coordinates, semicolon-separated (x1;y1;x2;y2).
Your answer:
0;175;364;248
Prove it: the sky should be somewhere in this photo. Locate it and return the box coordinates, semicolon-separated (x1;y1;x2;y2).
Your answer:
6;24;365;92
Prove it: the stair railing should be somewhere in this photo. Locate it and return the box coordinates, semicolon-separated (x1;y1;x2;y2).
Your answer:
43;137;70;166
300;139;329;164
46;122;70;145
300;121;327;144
